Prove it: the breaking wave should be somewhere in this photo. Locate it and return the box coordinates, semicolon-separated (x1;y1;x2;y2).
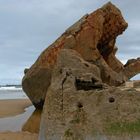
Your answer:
0;86;22;91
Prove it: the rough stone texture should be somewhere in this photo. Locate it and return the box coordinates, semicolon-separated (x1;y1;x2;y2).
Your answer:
133;80;140;87
39;49;140;140
124;58;140;79
22;2;132;108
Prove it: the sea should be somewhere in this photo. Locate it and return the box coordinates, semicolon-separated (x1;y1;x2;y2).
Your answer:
0;85;27;100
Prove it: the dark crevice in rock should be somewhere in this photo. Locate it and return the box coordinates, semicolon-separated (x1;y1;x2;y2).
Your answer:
109;97;115;103
91;78;98;83
61;72;69;119
97;43;113;59
75;78;103;91
77;102;83;109
84;63;89;67
62;72;69;90
59;68;63;74
33;99;44;109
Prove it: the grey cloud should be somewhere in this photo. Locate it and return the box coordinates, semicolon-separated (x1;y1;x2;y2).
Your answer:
0;0;140;84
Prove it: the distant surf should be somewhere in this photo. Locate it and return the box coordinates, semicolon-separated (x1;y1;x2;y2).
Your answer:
0;86;27;99
0;86;22;91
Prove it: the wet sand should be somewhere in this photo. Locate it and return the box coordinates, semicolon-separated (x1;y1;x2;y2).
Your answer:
0;132;38;140
0;99;32;118
0;99;39;140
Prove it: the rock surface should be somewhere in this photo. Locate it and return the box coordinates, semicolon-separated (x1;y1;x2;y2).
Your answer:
39;49;140;140
22;2;137;108
124;58;140;79
133;80;140;87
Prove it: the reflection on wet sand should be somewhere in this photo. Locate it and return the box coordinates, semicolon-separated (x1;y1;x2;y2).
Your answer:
0;105;42;133
0;106;35;132
22;109;42;133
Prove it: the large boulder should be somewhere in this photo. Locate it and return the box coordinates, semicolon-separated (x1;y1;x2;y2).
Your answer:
39;49;140;140
22;2;130;108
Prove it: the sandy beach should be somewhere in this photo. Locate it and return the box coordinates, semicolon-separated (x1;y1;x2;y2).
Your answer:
0;132;38;140
0;99;32;118
0;99;39;140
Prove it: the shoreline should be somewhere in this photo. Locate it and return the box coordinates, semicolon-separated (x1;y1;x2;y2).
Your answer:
0;99;32;118
0;99;38;140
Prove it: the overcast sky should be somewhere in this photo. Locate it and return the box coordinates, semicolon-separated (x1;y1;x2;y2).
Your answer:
0;0;140;84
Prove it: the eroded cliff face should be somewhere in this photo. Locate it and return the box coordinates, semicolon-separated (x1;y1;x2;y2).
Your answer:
22;2;140;109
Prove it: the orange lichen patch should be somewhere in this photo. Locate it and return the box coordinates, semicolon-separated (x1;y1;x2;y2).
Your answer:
41;42;65;67
39;2;127;68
